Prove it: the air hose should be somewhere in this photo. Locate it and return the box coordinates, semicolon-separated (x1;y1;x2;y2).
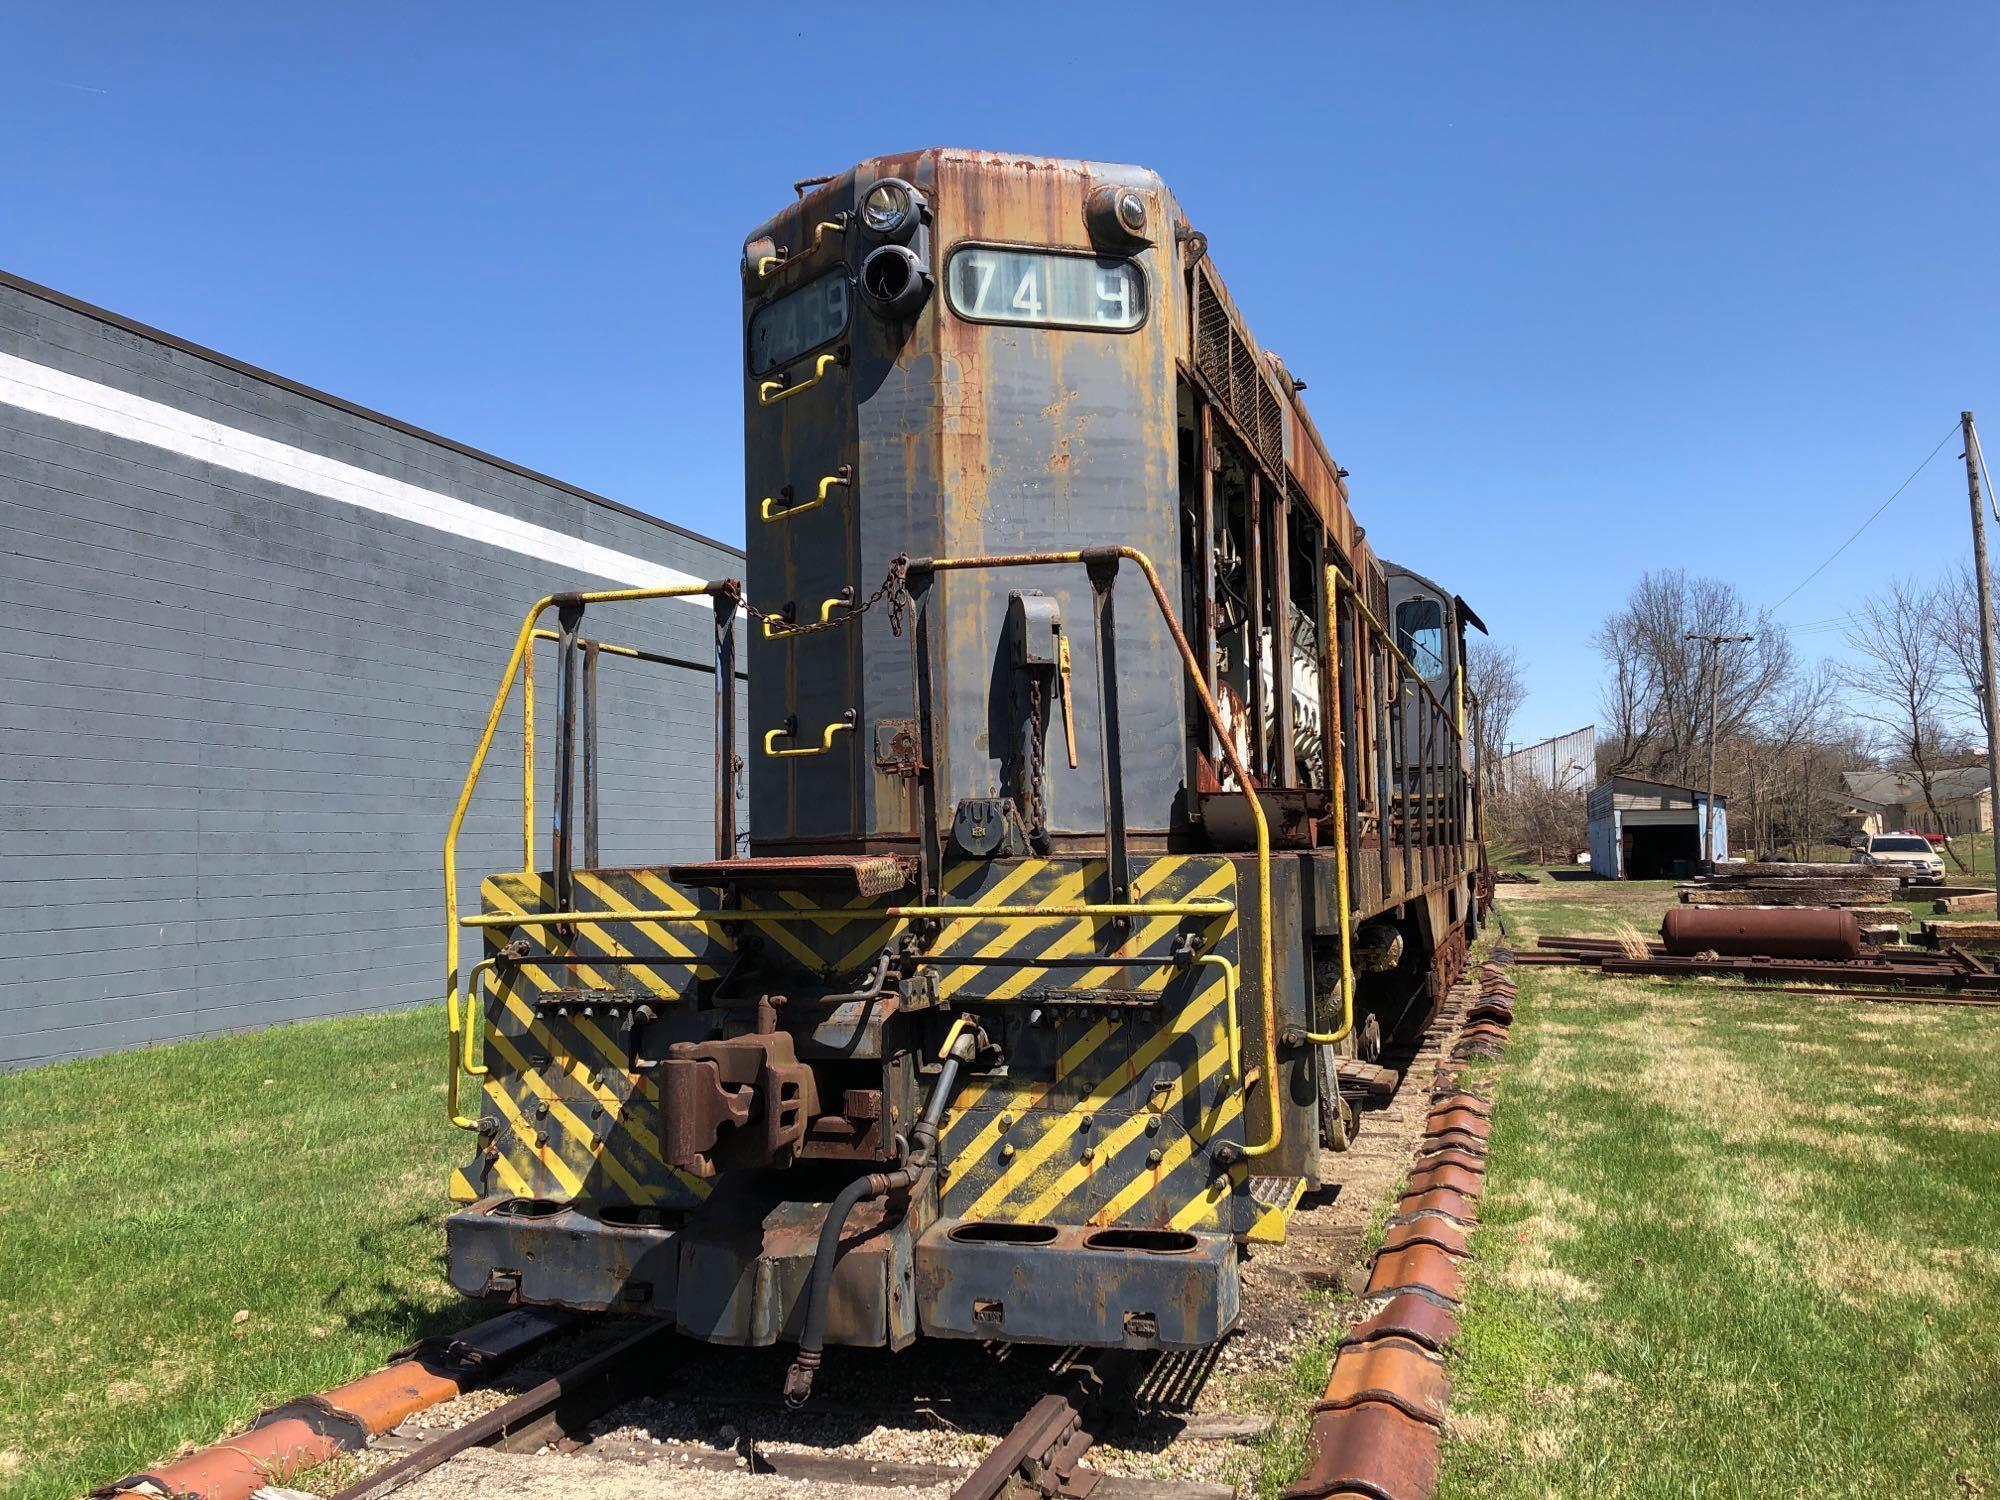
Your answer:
782;1018;980;1406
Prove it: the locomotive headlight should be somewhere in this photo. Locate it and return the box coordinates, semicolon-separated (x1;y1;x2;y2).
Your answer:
858;244;932;318
860;178;922;238
1113;189;1146;236
1085;182;1152;249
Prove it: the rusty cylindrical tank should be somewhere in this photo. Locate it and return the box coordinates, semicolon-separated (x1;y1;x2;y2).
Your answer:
1660;905;1865;961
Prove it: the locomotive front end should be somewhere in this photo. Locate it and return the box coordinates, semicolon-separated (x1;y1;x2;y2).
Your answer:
442;152;1280;1394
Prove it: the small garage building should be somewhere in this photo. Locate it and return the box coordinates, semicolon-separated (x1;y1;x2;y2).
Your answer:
1587;777;1728;879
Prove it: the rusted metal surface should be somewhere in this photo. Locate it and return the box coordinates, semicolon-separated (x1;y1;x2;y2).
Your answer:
1537;930;2000;995
1366;1244;1467;1303
1340;1292;1460;1354
1315;1337;1450;1425
667;854;910;896
671;1181;914;1349
1660;904;1865;960
660;1005;817;1176
448;1196;679;1313
1283;1398;1442;1500
443;144;1490;1393
914;1218;1239;1350
950;1391;1103;1500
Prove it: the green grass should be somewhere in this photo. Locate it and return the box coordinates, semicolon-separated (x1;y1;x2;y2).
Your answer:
1440;880;2000;1497
0;1008;472;1500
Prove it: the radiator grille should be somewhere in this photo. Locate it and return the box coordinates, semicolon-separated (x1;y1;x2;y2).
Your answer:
1192;268;1285;473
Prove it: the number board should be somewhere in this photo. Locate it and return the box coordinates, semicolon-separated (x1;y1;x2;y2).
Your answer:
945;247;1146;332
748;271;852;376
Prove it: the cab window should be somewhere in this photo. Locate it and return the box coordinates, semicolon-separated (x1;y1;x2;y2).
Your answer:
1396;598;1445;679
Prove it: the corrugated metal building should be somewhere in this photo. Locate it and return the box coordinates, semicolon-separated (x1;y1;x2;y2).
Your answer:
1587;777;1728;879
0;271;743;1068
1494;725;1595;794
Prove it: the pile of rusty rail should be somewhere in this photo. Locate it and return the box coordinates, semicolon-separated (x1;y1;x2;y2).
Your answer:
1523;932;2000;1006
1283;952;1518;1500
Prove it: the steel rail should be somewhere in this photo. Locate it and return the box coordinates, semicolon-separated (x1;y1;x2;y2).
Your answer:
326;1320;674;1500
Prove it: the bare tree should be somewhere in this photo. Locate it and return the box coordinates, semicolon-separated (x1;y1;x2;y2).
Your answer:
1840;579;1970;869
1466;641;1526;794
1594;570;1796;787
1936;563;1993;747
1491;780;1588;865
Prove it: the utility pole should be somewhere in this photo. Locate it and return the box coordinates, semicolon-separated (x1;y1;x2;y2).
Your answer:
1961;410;2000;918
1686;631;1753;868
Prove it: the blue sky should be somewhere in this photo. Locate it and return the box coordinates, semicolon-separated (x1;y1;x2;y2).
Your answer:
5;3;1995;745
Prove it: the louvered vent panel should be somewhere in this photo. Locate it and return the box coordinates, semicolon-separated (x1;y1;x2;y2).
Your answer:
1195;268;1288;476
1257;382;1285;472
1195;272;1231;392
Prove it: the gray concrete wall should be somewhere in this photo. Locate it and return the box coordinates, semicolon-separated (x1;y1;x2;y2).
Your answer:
0;274;744;1067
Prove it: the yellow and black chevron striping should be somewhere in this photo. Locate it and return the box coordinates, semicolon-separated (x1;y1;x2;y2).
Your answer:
455;854;1298;1242
933;856;1259;1236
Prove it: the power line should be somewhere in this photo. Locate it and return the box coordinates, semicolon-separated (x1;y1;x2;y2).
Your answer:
1768;424;1961;615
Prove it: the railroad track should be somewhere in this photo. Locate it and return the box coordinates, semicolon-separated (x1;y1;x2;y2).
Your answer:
327;1329;1232;1500
104;987;1481;1500
1525;933;2000;1005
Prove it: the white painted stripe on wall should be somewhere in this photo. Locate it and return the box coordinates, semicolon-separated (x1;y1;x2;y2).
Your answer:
0;349;714;605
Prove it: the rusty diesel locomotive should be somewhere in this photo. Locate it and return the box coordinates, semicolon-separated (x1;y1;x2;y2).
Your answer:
440;149;1487;1401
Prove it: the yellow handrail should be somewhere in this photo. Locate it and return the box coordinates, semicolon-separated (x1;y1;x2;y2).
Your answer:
761;590;856;638
459;897;1235;930
462;959;495;1080
1301;566;1355;1047
530;627;663;661
760;469;852;522
756;216;848;279
763;712;856;758
442;580;728;1128
758;351;841;406
1197;953;1244;1090
521;632;536;870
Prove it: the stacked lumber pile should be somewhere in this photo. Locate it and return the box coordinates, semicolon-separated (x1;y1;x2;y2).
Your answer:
1676;862;1899;920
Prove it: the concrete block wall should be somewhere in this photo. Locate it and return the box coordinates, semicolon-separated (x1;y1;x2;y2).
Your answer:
0;273;745;1066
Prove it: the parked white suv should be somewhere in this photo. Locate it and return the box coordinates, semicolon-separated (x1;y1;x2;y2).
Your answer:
1852;833;1946;885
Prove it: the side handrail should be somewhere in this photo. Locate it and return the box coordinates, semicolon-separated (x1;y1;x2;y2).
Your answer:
758;351;841;406
1300;566;1357;1047
443;580;734;1129
761;589;856;638
763;711;858;758
444;550;1277;1155
756;215;848;279
760;468;852;522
